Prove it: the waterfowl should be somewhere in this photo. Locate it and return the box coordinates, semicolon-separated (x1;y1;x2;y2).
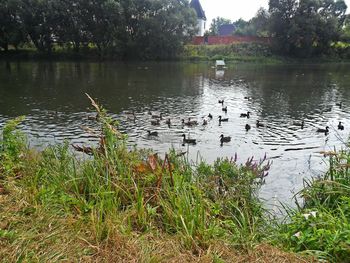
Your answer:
240;111;251;118
203;119;208;126
165;118;171;125
182;134;196;145
222;106;228;113
218;116;229;122
208;113;213;119
316;126;329;133
151;119;160;126
338;122;344;130
147;131;158;137
336;102;343;108
293;120;304;129
244;96;252;100
182;119;198;127
220;134;231;145
88;113;99;121
218;99;224;104
245;124;251;131
256;120;265;128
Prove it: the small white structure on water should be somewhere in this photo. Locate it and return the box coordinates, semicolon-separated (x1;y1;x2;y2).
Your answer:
215;60;226;69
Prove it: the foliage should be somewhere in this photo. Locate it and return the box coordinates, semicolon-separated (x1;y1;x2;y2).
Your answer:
183;43;276;63
209;17;232;36
268;0;348;57
275;149;350;262
233;8;270;37
0;0;197;59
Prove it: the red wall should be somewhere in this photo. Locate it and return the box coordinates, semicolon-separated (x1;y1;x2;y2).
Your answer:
191;36;271;45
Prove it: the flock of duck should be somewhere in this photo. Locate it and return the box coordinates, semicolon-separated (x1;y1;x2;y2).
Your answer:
138;98;345;147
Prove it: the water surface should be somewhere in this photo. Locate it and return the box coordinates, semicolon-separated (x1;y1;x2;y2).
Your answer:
1;61;350;204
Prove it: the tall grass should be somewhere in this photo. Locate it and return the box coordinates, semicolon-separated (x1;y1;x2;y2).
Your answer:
275;150;350;262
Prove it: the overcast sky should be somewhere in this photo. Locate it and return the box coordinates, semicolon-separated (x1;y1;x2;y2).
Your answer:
200;0;350;29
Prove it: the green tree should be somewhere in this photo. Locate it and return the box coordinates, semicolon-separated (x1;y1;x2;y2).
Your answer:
0;0;26;51
269;0;347;57
209;17;232;36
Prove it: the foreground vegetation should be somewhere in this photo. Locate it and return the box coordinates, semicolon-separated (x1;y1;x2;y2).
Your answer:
1;96;350;262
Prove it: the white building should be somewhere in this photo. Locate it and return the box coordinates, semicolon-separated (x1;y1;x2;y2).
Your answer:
190;0;207;36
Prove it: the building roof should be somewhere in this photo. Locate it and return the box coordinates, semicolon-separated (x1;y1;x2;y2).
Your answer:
190;0;206;20
218;24;236;36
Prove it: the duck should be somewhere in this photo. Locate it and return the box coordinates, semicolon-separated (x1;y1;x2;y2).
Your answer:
218;99;224;105
88;113;99;121
222;106;228;113
316;126;329;133
220;134;231;145
338;122;344;130
151;119;160;126
240;111;251;118
336;102;342;108
245;124;251;131
203;119;208;126
256;120;265;128
244;96;252;100
182;134;196;145
147;131;158;137
182;118;198;126
218;116;229;122
293;120;304;129
208;113;213;119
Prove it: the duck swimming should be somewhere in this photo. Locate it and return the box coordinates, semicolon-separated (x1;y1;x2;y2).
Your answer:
208;113;213;119
147;131;158;137
338;122;344;130
240;111;250;118
336;102;342;108
317;126;329;134
222;106;227;113
245;124;251;131
293;120;304;129
218;116;229;122
182;134;196;145
218;99;224;105
256;120;265;128
182;118;198;126
220;134;231;145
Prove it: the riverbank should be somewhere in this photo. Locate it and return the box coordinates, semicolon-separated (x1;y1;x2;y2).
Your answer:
1;96;350;262
1;42;350;64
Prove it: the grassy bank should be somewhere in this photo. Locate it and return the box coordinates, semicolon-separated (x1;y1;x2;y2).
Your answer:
1;42;350;64
1;96;349;262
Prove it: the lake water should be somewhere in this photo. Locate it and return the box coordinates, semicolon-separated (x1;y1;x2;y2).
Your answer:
1;61;350;204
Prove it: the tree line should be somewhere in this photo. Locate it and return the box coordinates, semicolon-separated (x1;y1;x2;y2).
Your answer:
209;0;349;57
0;0;197;59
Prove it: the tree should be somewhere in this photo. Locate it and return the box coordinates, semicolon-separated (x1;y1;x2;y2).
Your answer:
233;8;270;37
269;0;347;57
209;17;232;36
0;0;26;51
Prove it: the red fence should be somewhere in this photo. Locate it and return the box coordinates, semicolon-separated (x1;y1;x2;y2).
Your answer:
191;36;271;45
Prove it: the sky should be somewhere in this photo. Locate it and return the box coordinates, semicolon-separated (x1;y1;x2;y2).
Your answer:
199;0;350;29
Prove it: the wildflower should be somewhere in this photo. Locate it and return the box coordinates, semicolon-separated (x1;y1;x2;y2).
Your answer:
310;211;317;218
293;231;302;238
303;213;311;220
